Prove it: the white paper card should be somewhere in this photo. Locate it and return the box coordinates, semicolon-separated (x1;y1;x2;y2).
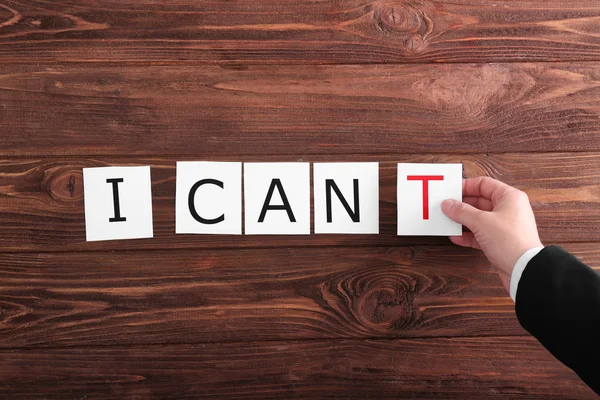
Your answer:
314;162;379;234
176;161;242;235
244;163;310;235
83;166;154;241
397;163;462;236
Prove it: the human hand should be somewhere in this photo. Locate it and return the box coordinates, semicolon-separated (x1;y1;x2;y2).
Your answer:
441;177;543;294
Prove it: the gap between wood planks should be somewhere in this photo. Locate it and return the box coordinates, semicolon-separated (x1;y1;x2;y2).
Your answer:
4;150;600;160
6;59;600;67
1;242;599;255
0;334;541;352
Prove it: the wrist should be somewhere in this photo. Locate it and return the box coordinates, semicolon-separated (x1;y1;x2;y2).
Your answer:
509;245;545;302
510;239;543;273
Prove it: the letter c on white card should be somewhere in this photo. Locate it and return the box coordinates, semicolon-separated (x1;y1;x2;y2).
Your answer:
176;161;242;234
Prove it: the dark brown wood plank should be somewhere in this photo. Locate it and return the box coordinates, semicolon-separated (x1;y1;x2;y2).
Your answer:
0;337;596;399
0;153;598;252
2;1;600;64
0;243;597;348
2;63;600;156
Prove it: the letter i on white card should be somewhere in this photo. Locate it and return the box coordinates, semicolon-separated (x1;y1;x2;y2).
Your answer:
176;161;242;234
313;162;379;234
397;163;462;236
244;163;310;235
83;166;154;241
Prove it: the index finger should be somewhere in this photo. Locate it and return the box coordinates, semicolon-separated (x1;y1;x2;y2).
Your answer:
463;176;514;205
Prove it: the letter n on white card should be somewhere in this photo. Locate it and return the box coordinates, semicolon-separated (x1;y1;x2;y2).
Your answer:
244;163;310;235
314;162;379;234
176;161;242;234
397;163;462;236
83;166;154;241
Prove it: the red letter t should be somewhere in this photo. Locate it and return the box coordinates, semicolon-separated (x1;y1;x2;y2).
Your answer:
407;175;444;220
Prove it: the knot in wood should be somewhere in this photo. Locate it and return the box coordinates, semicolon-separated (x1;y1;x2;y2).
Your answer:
378;3;420;32
374;1;431;53
357;276;416;332
44;168;83;202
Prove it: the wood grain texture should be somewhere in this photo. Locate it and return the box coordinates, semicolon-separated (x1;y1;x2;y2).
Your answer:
1;153;599;252
2;63;600;157
2;1;600;64
2;0;599;398
0;337;596;399
0;243;597;348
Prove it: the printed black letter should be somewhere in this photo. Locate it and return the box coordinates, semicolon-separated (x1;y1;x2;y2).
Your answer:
258;179;296;222
106;178;126;222
325;179;360;223
188;179;225;224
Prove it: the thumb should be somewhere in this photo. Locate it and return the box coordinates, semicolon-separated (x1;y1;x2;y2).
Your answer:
441;199;482;229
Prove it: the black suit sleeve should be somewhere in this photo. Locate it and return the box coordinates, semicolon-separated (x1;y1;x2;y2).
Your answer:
515;245;600;394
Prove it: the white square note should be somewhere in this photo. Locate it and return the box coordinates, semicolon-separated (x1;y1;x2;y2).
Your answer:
314;162;379;234
397;163;462;236
176;161;242;234
244;163;310;235
83;166;154;241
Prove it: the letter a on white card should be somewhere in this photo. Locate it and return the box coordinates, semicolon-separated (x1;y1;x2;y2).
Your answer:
83;166;154;241
314;162;379;234
176;161;242;234
244;163;310;235
397;163;462;236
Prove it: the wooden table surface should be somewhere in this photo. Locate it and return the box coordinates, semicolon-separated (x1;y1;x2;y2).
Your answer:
1;0;600;398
